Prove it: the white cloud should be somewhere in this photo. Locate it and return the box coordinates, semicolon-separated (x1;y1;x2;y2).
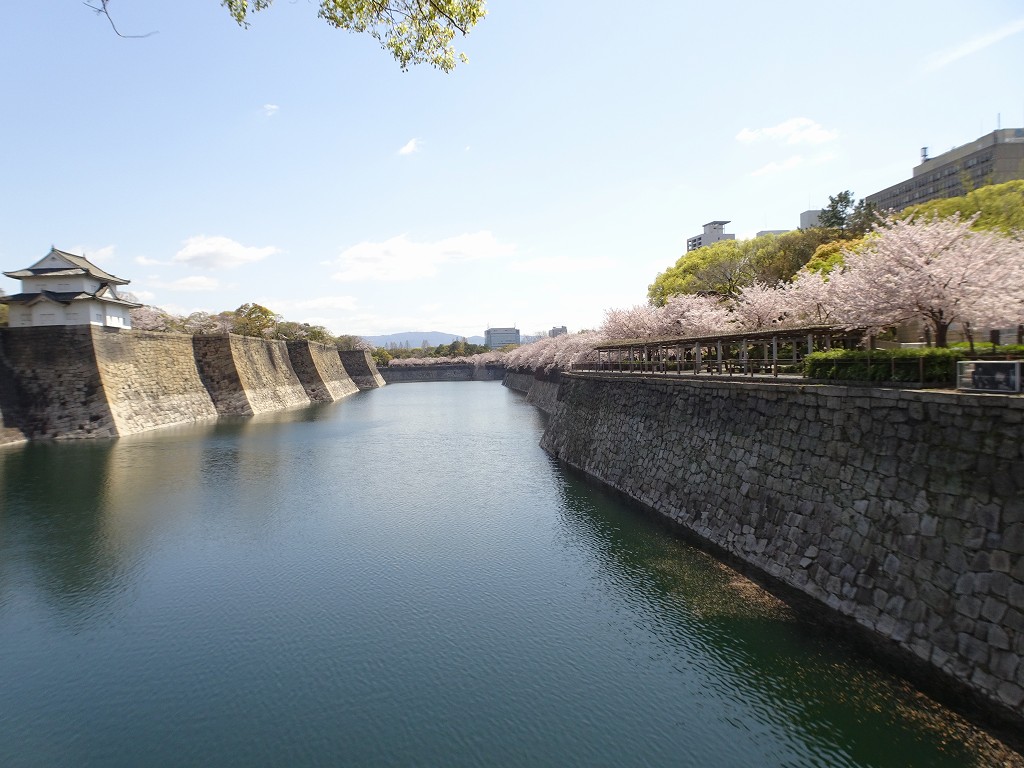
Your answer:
925;17;1024;71
165;275;220;291
331;232;515;282
173;235;280;270
263;104;279;117
398;138;420;155
736;117;838;146
751;155;804;177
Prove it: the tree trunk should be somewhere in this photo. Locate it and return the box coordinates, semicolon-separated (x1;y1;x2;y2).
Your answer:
934;321;950;348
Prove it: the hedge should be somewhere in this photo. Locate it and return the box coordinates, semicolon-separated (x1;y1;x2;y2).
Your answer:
803;348;963;383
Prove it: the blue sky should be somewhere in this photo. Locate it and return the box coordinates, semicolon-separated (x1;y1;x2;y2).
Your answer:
2;1;1023;339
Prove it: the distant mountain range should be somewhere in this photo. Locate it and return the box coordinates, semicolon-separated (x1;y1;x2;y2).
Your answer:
362;331;486;348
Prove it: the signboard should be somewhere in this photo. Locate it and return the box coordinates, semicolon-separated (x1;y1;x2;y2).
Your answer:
957;361;1021;393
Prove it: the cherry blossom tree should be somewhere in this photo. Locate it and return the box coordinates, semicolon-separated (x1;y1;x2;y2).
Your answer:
661;293;732;336
550;331;602;371
600;304;665;340
130;305;179;332
729;282;790;331
826;214;1024;346
782;270;836;326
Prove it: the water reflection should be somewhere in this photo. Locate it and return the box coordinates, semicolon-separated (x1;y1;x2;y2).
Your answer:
550;467;1020;766
0;383;1020;768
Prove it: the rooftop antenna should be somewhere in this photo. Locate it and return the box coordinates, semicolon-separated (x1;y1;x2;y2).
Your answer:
998;112;1001;130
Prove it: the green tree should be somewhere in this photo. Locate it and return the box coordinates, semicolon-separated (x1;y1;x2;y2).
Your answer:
371;347;392;367
802;238;868;277
818;190;855;231
222;0;486;71
232;303;280;338
0;289;7;326
305;325;334;344
648;229;836;305
751;229;835;285
648;239;756;303
902;179;1024;235
335;335;365;351
847;198;879;236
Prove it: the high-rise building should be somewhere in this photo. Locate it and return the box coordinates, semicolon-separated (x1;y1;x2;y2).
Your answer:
484;327;520;348
686;221;735;252
549;326;567;337
866;128;1024;212
799;210;822;229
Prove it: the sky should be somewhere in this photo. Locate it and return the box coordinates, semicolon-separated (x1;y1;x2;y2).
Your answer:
2;1;1024;340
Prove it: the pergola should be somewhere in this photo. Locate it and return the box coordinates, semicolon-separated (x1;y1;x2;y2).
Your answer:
580;325;866;377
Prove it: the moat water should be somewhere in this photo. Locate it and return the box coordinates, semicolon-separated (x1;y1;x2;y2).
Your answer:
0;381;1019;767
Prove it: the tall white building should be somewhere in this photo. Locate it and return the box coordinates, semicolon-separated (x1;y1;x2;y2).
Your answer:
484;327;520;348
2;247;141;328
686;221;735;252
799;210;822;228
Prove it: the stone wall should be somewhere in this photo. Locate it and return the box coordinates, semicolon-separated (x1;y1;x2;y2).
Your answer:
192;335;256;416
192;334;311;415
286;341;360;402
503;370;560;414
229;335;311;414
338;351;386;390
0;344;27;445
381;365;505;384
539;373;1024;724
91;327;218;434
0;327;117;439
0;328;384;440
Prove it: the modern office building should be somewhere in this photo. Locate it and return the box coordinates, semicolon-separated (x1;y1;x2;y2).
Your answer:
484;327;520;348
549;326;567;337
686;221;735;252
866;128;1024;212
799;210;822;229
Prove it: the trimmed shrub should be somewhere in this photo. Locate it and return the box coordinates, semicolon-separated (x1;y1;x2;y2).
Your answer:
803;348;964;384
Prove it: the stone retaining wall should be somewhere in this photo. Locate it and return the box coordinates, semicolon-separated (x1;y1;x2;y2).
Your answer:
339;351;386;390
0;328;382;440
0;347;27;445
228;335;310;414
539;372;1024;725
92;327;218;434
192;335;257;416
0;327;117;439
503;370;560;414
287;341;360;402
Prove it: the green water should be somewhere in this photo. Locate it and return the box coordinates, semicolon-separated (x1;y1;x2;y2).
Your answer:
0;382;1018;767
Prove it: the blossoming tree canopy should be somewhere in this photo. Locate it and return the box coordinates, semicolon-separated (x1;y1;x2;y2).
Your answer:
826;214;1024;346
221;0;487;71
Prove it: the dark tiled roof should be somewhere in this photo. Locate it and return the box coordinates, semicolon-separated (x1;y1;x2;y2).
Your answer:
3;267;86;279
0;288;141;308
3;247;130;285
